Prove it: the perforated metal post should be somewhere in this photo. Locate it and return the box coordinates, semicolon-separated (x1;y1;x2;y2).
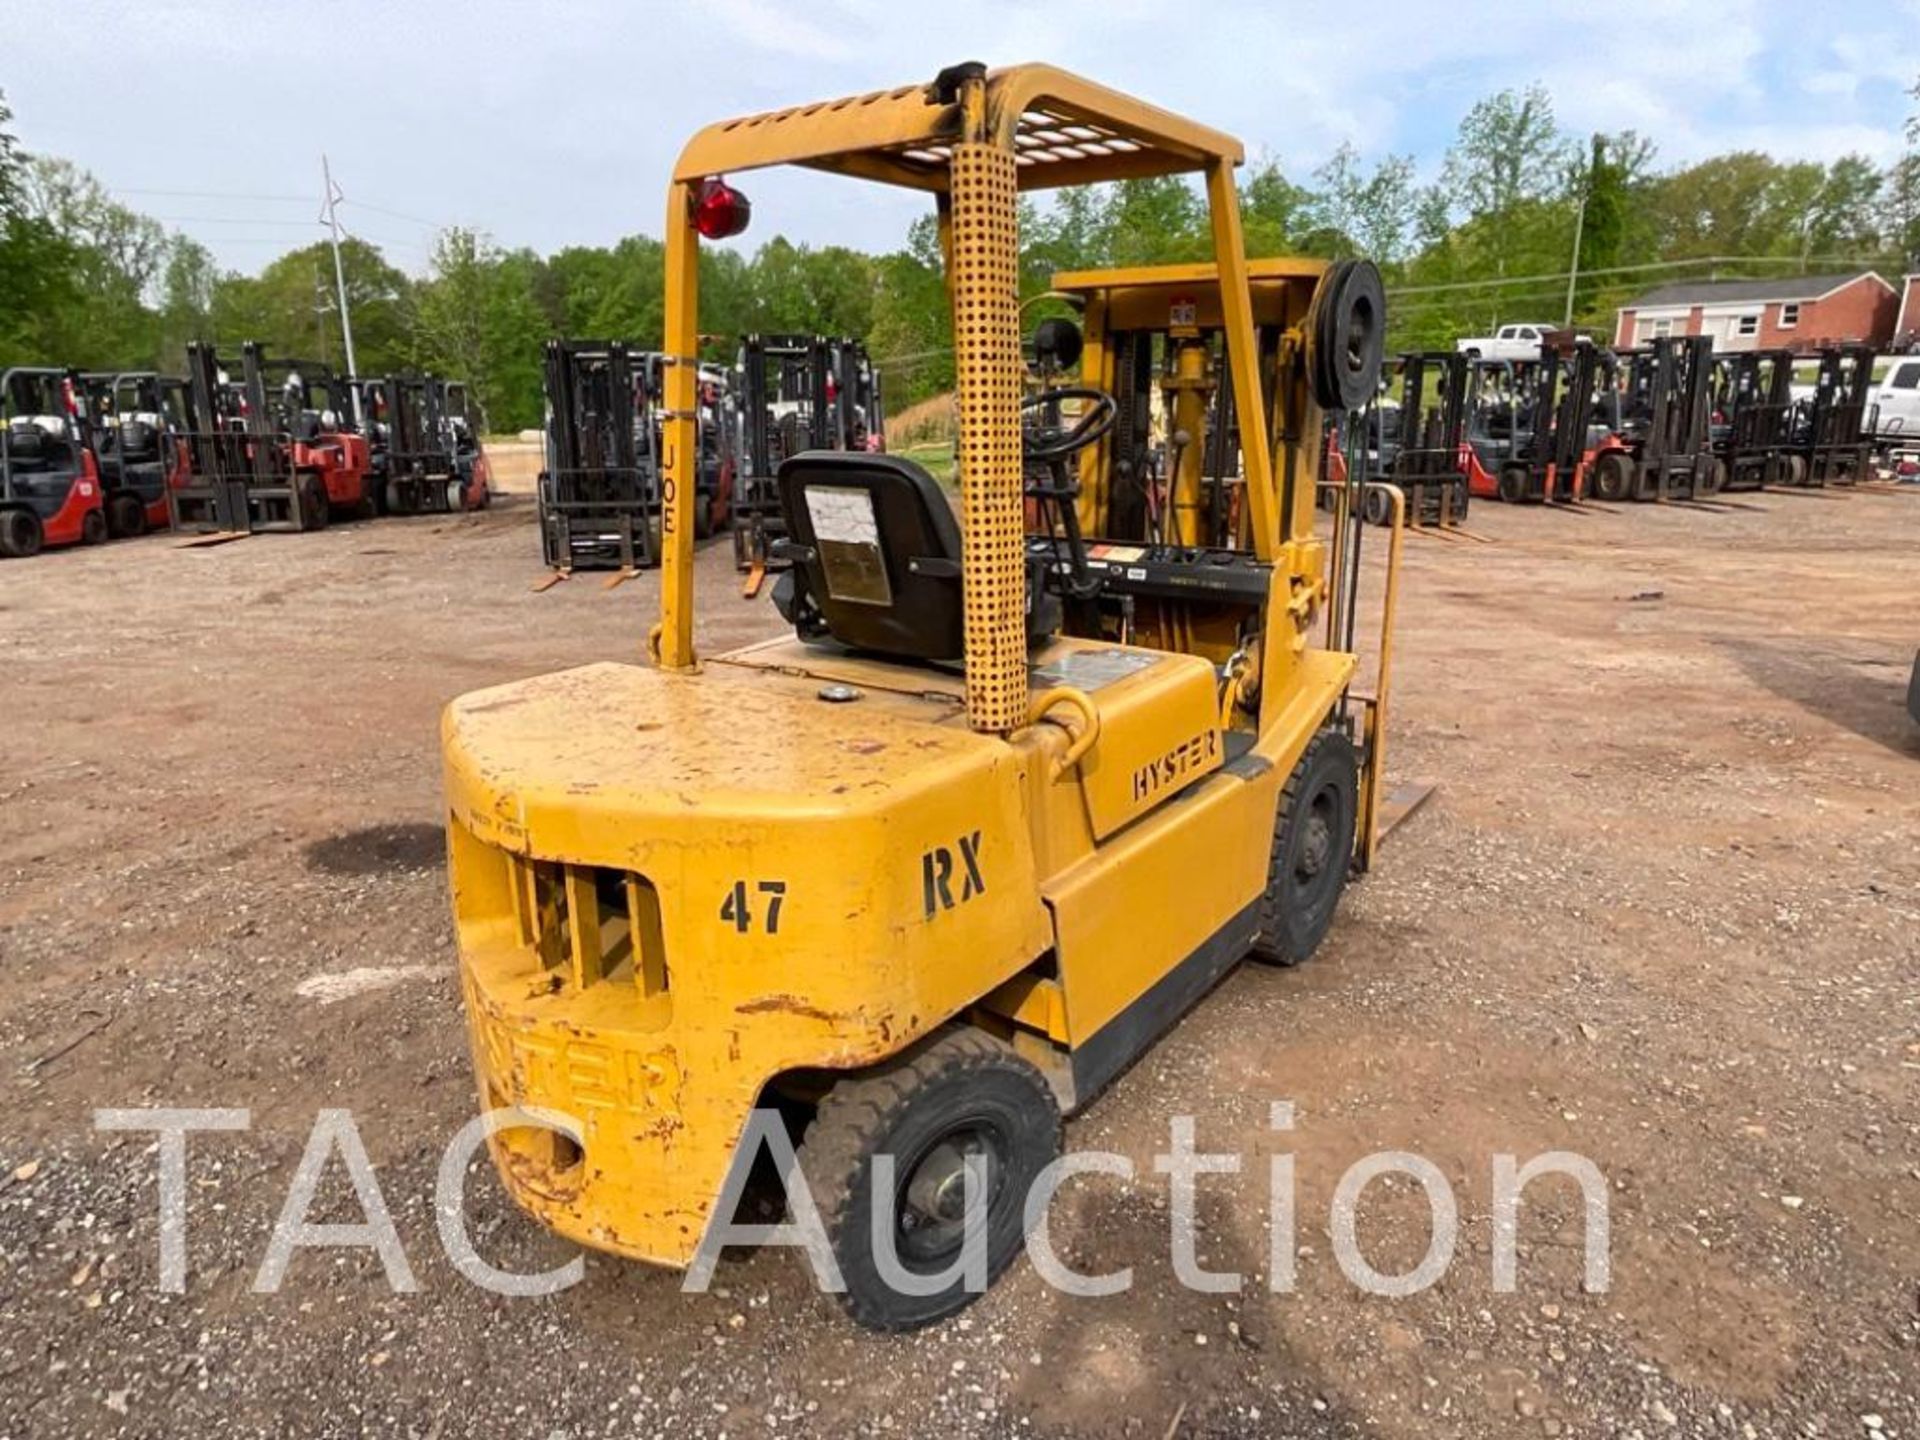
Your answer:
948;140;1025;734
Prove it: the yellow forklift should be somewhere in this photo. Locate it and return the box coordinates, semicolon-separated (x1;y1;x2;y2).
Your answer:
442;62;1404;1329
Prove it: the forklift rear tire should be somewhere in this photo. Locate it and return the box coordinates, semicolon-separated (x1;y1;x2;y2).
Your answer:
798;1027;1061;1332
81;509;108;545
1497;463;1530;503
107;493;146;539
1591;451;1633;502
1249;729;1358;967
0;508;43;558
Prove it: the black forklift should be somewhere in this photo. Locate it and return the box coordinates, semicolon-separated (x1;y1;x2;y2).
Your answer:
168;343;274;535
732;334;881;578
1357;351;1469;527
1783;344;1875;487
1707;348;1796;491
536;339;656;572
362;373;467;516
1590;336;1719;502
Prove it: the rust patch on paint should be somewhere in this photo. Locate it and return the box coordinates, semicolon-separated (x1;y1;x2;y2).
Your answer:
736;993;851;1024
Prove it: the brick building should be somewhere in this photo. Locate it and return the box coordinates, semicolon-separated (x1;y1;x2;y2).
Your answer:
1894;273;1920;352
1613;272;1898;353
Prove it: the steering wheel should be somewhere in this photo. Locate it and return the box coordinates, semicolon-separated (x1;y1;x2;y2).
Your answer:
1020;386;1117;464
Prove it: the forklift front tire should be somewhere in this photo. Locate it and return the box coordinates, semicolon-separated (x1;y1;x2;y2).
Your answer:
1591;451;1632;502
1250;729;1358;967
798;1027;1061;1332
0;508;43;558
300;479;330;530
107;493;146;539
1497;463;1529;503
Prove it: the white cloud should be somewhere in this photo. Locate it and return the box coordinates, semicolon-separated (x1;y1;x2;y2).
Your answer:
1;0;1909;273
707;0;858;63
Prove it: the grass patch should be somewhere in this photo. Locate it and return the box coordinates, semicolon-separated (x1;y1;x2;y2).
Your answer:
896;441;956;488
887;392;955;450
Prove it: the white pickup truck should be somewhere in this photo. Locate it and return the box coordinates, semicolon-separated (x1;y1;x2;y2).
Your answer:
1455;323;1556;362
1870;354;1920;448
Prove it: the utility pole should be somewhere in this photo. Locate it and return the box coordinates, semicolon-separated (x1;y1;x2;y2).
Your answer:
1563;167;1589;329
319;155;361;422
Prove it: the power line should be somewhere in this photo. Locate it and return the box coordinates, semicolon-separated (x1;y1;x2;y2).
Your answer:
340;198;444;229
1388;253;1888;297
111;186;311;202
146;215;324;228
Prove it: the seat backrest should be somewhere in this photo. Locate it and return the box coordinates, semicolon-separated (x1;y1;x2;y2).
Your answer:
6;421;42;455
777;450;964;662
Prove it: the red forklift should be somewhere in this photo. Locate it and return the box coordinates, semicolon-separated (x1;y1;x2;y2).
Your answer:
441;381;493;510
255;345;372;523
0;367;106;558
81;371;192;536
170;342;371;534
1588;336;1720;501
1459;356;1533;501
1461;342;1610;504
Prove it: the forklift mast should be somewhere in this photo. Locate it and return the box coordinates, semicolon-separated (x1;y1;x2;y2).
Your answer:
169;342;277;533
537;338;656;571
734;333;878;572
1382;351;1469;523
1793;343;1876;485
1617;335;1715;500
1711;348;1795;490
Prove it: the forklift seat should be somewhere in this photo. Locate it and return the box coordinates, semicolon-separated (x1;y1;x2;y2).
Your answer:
777;450;965;663
4;423;47;465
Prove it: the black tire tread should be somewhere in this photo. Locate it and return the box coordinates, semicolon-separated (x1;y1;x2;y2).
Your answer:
798;1027;1059;1330
1250;728;1355;966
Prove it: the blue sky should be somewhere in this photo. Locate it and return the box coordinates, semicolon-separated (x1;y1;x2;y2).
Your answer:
6;0;1916;275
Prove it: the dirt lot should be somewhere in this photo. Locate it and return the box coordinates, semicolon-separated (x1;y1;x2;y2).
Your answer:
1;487;1916;1438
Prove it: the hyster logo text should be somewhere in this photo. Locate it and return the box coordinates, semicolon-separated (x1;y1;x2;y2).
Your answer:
1132;730;1219;803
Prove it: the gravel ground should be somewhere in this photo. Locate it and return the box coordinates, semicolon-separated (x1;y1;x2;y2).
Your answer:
0;486;1916;1438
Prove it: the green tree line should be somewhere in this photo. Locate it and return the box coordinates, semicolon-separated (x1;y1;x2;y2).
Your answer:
3;78;1916;431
